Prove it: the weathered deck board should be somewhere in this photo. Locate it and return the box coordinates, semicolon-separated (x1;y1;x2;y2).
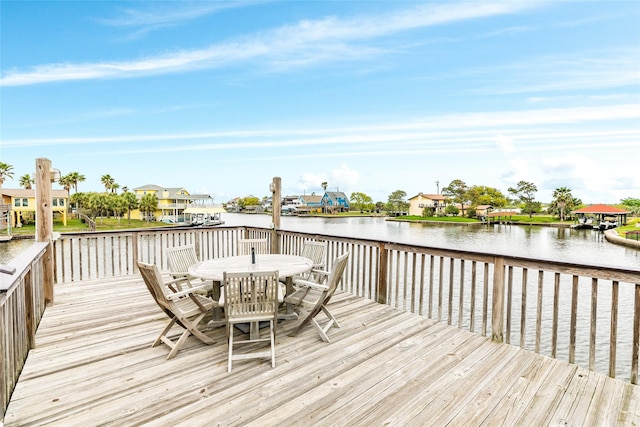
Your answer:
4;274;640;426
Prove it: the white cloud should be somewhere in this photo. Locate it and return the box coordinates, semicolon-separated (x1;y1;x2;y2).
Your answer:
296;172;327;194
495;134;514;153
330;163;360;192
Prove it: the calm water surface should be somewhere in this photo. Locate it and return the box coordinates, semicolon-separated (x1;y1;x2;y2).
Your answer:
223;213;640;269
2;214;638;268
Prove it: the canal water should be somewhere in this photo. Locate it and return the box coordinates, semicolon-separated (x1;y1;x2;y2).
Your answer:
2;214;638;268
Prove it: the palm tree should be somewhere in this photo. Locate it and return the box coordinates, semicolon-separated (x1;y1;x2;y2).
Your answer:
0;162;15;191
67;172;86;194
139;193;158;222
19;174;34;189
552;187;573;222
121;191;139;224
101;174;116;193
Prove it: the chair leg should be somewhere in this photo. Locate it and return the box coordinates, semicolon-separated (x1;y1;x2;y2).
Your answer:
270;320;276;368
228;324;235;372
186;312;216;345
321;305;341;328
154;317;178;347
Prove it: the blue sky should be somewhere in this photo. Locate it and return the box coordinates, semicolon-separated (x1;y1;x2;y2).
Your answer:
1;1;639;205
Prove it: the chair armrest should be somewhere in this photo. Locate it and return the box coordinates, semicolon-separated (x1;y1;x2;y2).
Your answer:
165;286;207;301
294;279;329;291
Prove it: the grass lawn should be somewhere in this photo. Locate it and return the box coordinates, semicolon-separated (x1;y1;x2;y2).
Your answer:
10;217;175;236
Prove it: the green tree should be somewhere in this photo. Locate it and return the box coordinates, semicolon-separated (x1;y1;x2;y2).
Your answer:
121;190;139;224
67;172;86;194
110;194;128;224
621;198;640;216
549;187;578;221
70;192;89;213
386;190;409;214
442;179;470;216
466;185;507;208
0;162;14;190
445;205;460;216
139;193;158;222
350;192;373;213
508;180;538;218
19;174;34;189
87;193;110;222
101;174;118;193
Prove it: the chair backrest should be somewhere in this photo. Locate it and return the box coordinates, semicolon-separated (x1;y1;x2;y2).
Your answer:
323;252;350;305
137;261;173;314
223;270;279;320
166;244;199;276
237;238;270;256
301;241;326;269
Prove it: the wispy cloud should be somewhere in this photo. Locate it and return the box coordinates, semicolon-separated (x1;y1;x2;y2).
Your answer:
470;47;640;95
0;2;538;87
98;2;252;39
4;105;638;160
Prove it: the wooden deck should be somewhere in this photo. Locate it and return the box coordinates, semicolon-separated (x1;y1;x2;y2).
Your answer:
4;275;640;426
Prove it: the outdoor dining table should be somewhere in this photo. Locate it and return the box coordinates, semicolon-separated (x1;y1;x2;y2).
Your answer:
188;254;314;336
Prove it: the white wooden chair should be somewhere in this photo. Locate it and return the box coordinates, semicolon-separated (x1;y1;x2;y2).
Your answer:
292;240;326;286
237;238;270;257
223;270;279;372
137;261;218;359
285;252;349;343
165;244;212;295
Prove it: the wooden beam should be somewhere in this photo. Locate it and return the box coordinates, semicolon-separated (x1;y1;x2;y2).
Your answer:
35;158;54;306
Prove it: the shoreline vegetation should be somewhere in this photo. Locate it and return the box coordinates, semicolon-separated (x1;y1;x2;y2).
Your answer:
5;213;638;247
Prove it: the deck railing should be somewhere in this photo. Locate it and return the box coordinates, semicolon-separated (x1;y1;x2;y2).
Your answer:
2;225;640;418
0;242;49;420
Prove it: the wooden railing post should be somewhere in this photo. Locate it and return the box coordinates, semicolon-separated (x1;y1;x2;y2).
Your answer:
377;243;388;305
35;158;55;306
270;177;281;254
491;256;505;342
632;283;640;385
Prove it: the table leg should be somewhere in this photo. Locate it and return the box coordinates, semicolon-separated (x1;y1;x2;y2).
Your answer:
208;280;226;328
278;276;298;321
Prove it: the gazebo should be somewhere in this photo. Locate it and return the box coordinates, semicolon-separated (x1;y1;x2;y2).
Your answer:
571;204;630;230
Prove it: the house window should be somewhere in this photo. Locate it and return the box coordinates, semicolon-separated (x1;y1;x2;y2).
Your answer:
53;199;58;207
14;199;20;207
22;198;29;207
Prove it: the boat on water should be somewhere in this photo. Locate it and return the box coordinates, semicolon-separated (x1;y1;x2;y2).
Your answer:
183;205;226;227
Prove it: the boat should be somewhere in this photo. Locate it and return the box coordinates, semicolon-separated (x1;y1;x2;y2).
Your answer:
183;205;226;227
571;216;594;229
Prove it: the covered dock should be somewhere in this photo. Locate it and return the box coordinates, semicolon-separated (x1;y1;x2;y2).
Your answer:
572;204;630;230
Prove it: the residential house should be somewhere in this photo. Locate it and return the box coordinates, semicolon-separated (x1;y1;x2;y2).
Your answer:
0;188;69;227
408;193;447;216
132;185;213;222
474;205;494;219
321;191;350;213
296;194;323;213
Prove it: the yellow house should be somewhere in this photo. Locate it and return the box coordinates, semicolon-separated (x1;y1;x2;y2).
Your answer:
0;188;69;227
131;184;214;222
408;193;447;216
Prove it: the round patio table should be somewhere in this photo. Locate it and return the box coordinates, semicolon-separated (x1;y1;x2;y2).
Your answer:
189;254;313;330
188;254;313;282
